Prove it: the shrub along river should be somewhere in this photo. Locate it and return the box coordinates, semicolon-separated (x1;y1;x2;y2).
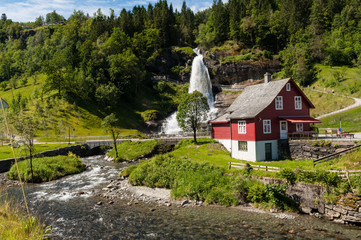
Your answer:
5;155;361;239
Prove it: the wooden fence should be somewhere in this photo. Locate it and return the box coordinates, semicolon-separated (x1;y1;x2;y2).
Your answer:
228;162;361;178
313;144;361;166
228;162;281;172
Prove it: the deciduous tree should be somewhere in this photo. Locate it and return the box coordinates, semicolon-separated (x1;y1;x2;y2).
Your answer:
176;91;209;143
101;113;121;159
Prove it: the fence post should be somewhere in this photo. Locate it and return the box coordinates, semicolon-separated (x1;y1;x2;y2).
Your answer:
228;162;231;170
266;166;268;172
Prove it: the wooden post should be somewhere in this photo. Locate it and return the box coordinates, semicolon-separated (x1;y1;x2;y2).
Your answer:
228;162;231;170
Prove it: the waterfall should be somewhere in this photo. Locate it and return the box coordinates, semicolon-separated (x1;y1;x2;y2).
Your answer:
161;48;217;135
188;48;214;107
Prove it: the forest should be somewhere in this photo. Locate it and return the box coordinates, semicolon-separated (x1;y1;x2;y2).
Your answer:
0;0;361;132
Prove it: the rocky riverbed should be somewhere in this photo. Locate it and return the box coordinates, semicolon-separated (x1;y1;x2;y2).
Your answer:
98;177;203;207
98;176;299;222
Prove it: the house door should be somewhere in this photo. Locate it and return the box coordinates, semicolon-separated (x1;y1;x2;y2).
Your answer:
280;121;288;139
265;143;272;160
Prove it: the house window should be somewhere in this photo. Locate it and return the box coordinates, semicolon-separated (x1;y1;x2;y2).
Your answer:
296;123;303;132
275;96;283;110
238;141;248;151
263;120;271;134
238;121;246;134
286;83;291;91
295;96;302;110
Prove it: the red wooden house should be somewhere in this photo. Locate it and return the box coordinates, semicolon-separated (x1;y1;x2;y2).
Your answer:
210;73;321;162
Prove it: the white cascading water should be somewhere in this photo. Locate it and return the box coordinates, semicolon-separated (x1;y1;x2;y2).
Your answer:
188;48;214;107
161;48;217;135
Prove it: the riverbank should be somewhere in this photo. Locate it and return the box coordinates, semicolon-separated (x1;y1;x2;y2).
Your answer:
99;177;297;221
4;155;361;239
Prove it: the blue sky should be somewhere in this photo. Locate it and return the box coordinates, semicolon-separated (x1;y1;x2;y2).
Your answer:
0;0;219;22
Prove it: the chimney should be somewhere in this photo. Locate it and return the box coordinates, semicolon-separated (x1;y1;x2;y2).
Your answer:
264;72;271;83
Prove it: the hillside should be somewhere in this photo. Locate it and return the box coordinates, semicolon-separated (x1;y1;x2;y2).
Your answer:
0;72;188;141
1;0;361;140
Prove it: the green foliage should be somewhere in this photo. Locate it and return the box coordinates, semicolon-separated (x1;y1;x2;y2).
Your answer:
127;154;296;208
120;164;138;177
351;175;361;196
6;155;85;183
107;140;159;162
140;110;159;121
175;47;196;57
278;168;297;184
220;53;254;64
295;170;342;187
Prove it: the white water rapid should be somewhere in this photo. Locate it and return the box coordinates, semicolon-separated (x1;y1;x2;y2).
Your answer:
161;48;217;135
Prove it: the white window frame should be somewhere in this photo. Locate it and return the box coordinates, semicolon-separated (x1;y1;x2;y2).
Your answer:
238;141;248;151
238;120;246;134
296;123;304;132
286;83;291;91
295;96;302;110
275;96;283;110
263;120;271;134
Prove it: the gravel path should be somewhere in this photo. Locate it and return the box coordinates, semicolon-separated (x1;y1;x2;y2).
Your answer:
313;90;361;119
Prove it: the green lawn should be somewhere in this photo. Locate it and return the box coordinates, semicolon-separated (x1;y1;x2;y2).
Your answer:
169;138;242;168
0;143;73;160
168;139;361;173
317;106;361;132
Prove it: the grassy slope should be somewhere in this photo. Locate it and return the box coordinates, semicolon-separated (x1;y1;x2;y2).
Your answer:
0;143;74;160
301;64;361;130
107;140;158;161
0;73;187;141
302;88;354;117
314;64;361;98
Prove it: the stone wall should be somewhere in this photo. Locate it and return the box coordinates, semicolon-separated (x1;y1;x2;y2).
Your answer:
287;140;356;160
0;145;90;173
325;195;361;224
256;177;361;225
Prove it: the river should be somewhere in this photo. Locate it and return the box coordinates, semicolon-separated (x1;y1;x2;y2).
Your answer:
5;155;361;239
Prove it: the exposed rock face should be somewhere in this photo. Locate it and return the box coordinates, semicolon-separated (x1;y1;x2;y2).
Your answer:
205;58;281;85
257;177;361;225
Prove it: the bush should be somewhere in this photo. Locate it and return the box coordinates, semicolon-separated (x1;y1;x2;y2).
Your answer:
247;182;266;203
141;110;160;122
278;168;297;184
296;170;342;187
351;175;361;196
6;154;85;183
